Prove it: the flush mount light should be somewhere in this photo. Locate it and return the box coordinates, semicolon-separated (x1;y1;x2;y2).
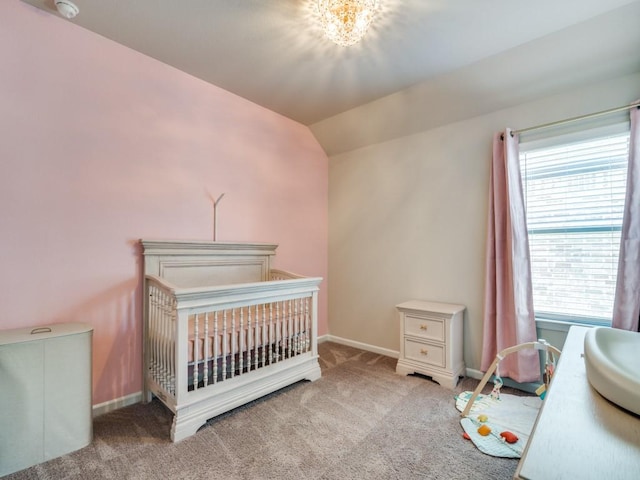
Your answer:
54;0;79;19
317;0;379;47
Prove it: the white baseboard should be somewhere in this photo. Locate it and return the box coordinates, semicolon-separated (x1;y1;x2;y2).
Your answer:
92;391;142;418
465;367;483;380
320;334;400;359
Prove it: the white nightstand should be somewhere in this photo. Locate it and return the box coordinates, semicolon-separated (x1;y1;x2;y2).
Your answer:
395;300;465;389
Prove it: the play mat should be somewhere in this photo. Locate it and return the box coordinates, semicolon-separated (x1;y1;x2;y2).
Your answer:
455;340;561;458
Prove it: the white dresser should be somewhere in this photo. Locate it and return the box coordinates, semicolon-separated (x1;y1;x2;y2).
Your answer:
515;326;640;479
395;300;465;389
0;323;93;477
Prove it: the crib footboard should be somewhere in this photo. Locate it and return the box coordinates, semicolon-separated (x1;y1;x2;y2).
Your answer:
145;274;322;441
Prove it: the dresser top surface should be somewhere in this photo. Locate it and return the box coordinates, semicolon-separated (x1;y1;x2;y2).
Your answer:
516;325;640;479
396;300;466;315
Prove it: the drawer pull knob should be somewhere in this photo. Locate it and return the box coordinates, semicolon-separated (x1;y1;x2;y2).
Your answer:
420;349;428;355
419;325;428;330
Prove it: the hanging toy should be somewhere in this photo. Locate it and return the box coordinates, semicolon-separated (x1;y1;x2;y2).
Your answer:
536;340;558;400
490;375;503;400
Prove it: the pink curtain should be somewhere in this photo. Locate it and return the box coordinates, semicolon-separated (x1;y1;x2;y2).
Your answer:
613;105;640;332
481;129;540;382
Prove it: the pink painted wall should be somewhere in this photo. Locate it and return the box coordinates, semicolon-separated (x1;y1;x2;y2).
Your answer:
0;2;328;406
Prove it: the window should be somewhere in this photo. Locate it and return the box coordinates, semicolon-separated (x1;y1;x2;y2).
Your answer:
520;128;630;325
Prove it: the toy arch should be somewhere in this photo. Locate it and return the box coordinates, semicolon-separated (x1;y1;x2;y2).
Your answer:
461;339;562;418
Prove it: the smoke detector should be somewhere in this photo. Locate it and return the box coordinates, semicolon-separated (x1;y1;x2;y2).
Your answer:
54;0;79;19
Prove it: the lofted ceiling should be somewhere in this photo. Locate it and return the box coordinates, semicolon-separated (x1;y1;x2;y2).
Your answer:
21;0;640;126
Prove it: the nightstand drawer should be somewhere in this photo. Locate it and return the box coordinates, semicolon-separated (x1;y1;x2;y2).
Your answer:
404;339;445;367
404;315;444;342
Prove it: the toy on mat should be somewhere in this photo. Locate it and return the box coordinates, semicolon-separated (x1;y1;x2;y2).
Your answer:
500;431;518;444
490;375;503;400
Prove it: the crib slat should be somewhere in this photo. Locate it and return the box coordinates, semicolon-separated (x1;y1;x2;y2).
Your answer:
161;290;168;390
299;298;305;353
287;300;292;356
269;303;280;363
203;313;209;387
156;289;162;379
213;311;219;385
298;298;302;353
158;288;164;385
284;301;288;359
254;305;260;370
238;308;245;375
279;301;284;360
230;309;236;379
193;314;199;391
148;287;155;381
247;306;253;372
170;295;176;392
260;304;266;367
288;301;292;356
222;310;228;381
304;298;316;352
165;291;175;394
291;298;300;355
289;300;298;357
287;299;292;357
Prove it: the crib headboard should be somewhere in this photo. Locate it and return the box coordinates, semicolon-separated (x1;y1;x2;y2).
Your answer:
140;239;277;288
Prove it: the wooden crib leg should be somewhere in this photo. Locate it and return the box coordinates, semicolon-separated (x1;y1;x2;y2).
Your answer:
305;364;322;382
171;411;205;443
143;389;153;404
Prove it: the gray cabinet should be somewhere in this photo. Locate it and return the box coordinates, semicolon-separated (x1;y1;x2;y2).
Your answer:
0;323;93;476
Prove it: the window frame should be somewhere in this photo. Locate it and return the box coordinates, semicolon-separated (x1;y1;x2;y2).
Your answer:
518;122;631;327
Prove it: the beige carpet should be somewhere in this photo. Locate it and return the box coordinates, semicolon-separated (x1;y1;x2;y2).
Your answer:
6;342;523;479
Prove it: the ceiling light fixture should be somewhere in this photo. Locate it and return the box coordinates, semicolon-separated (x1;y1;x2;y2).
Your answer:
54;0;79;19
317;0;379;47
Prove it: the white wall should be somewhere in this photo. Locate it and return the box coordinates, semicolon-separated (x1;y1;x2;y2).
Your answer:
327;72;640;372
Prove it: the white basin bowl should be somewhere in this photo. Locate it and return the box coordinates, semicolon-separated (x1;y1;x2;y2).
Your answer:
584;327;640;416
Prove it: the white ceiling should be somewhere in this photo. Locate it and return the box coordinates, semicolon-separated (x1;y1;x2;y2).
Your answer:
21;0;640;126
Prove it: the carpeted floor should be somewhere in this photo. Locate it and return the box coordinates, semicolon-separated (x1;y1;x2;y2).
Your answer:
5;342;524;479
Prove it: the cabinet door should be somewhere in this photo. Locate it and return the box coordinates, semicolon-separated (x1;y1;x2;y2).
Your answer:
43;332;92;461
0;341;45;476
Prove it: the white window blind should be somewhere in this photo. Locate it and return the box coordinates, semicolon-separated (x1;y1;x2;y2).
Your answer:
520;131;630;325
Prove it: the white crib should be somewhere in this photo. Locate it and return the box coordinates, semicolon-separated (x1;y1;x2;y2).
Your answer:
141;239;322;442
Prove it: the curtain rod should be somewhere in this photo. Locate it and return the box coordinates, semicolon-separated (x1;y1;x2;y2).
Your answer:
512;101;640;136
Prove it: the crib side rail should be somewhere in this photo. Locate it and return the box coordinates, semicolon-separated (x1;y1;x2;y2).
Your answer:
168;276;322;311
